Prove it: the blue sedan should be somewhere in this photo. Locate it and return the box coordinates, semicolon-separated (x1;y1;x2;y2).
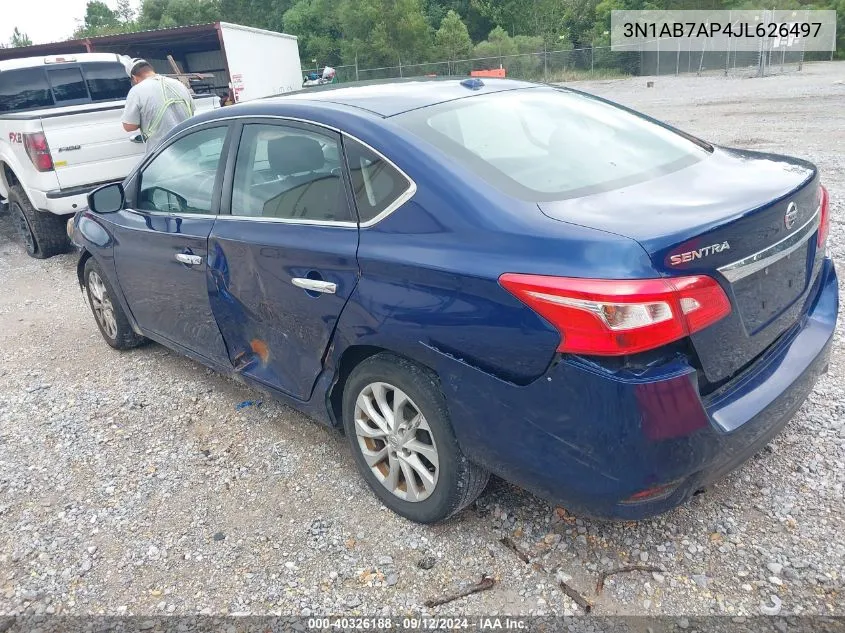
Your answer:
73;78;838;523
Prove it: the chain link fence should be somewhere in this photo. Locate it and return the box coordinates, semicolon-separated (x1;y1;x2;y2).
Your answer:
305;43;813;85
303;11;830;85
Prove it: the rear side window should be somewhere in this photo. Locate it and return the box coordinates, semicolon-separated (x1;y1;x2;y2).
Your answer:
344;138;412;223
83;62;131;101
0;68;54;112
47;67;89;103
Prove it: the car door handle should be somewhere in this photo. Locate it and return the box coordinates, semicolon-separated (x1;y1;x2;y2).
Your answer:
175;253;203;266
292;278;337;294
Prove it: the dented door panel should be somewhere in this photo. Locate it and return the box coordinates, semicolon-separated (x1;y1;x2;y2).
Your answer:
207;221;359;401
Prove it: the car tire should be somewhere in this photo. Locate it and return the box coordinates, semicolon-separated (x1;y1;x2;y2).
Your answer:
83;257;145;350
8;185;70;259
342;353;490;523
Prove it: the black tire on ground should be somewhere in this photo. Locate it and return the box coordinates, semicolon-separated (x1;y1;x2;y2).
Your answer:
342;353;490;523
83;257;146;350
8;185;70;259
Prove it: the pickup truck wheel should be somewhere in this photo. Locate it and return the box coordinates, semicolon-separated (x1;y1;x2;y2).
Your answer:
84;258;145;350
342;353;490;523
9;185;70;259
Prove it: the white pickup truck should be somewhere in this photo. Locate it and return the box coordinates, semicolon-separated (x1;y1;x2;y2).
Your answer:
0;53;218;258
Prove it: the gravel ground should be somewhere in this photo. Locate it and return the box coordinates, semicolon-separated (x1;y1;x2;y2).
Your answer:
0;62;843;620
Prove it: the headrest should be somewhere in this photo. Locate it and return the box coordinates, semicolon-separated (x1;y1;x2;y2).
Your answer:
267;135;325;176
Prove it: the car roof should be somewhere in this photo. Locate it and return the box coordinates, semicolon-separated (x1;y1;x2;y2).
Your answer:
0;53;122;72
264;77;539;118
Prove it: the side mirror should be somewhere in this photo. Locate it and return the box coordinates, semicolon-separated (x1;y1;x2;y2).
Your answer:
143;186;188;214
88;182;125;214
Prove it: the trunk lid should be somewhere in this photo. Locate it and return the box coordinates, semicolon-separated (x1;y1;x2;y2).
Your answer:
539;148;824;385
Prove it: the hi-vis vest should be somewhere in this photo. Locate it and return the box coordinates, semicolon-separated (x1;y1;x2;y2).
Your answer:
142;76;195;141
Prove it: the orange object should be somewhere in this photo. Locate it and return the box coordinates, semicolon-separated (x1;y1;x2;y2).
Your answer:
250;338;270;364
471;68;506;78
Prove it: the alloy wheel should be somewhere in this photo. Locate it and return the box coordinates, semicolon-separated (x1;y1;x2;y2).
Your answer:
88;271;118;340
354;381;440;502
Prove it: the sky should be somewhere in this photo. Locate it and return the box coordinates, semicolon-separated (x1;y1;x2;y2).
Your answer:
4;0;129;45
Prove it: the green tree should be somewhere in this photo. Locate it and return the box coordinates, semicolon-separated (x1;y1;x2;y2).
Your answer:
10;27;33;47
424;0;491;40
116;0;136;23
219;0;293;31
337;0;432;68
137;0;169;28
283;0;343;67
135;0;221;29
435;9;473;70
84;1;120;30
73;0;128;37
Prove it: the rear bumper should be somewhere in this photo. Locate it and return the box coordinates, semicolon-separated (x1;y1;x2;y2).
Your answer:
27;187;89;215
29;179;120;215
435;258;838;520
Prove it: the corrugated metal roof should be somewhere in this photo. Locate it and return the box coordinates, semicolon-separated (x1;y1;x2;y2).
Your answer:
83;23;219;41
0;22;297;63
0;23;222;62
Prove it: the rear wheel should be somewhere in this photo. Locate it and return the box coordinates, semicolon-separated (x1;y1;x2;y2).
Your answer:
84;258;145;350
342;353;490;523
8;185;70;259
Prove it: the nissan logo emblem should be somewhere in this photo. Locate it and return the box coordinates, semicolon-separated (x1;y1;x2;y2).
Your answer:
784;202;798;230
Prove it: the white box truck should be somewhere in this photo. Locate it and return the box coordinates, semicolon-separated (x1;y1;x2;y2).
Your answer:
217;23;303;102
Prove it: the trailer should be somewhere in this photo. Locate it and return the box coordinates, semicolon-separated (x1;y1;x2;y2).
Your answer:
0;22;303;104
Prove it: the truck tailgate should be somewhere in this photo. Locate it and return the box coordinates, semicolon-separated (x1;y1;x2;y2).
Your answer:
41;105;144;190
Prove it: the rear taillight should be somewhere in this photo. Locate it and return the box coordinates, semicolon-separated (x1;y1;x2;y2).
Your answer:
23;132;54;172
499;274;732;356
818;185;830;248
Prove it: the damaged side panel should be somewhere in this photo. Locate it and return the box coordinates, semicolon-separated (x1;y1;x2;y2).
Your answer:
206;220;360;402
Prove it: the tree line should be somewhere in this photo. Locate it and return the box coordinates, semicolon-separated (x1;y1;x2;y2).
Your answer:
6;0;843;66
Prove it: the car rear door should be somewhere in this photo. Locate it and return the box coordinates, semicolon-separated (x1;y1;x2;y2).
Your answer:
109;122;233;366
208;119;359;400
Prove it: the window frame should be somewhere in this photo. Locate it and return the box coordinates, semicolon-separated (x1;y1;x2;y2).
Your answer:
45;66;91;106
82;61;132;102
0;67;55;112
218;117;358;228
341;135;417;228
0;61;134;114
128;122;234;218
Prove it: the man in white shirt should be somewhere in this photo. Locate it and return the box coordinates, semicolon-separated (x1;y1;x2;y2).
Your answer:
121;58;195;153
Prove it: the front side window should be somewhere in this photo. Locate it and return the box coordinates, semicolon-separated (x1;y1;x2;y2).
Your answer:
231;123;349;223
0;68;54;112
83;62;131;102
47;67;89;103
344;138;412;224
138;126;228;215
395;88;710;201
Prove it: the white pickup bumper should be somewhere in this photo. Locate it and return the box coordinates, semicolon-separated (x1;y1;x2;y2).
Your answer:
28;183;113;216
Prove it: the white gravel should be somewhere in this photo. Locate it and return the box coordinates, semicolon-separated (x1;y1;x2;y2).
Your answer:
0;61;843;618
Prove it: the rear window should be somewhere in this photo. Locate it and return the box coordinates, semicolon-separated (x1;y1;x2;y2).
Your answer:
84;62;131;101
0;68;54;112
395;88;710;201
47;67;89;103
0;62;129;113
